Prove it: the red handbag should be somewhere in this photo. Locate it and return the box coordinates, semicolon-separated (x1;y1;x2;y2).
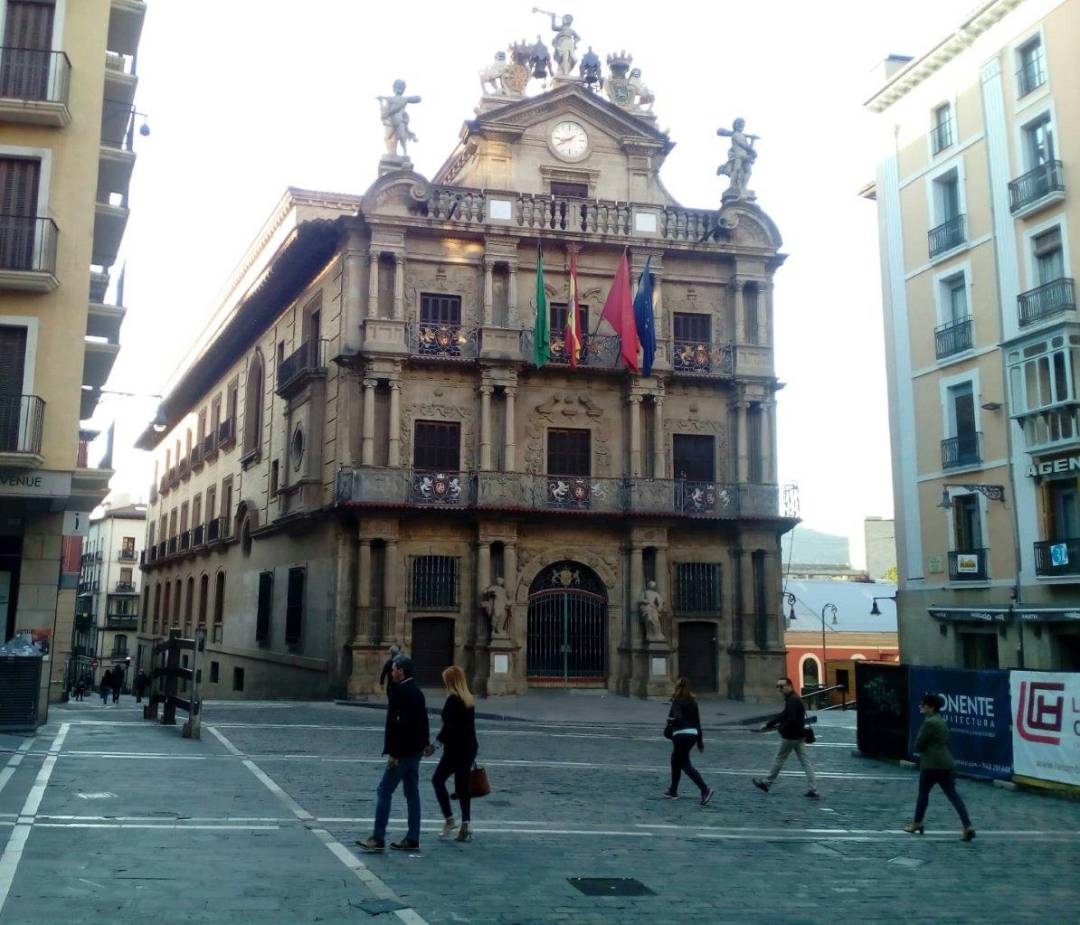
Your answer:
469;763;491;798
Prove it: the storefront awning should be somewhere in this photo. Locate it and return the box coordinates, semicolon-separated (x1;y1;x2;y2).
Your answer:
928;606;1080;624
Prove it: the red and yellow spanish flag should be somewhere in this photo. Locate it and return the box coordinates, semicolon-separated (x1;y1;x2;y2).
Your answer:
565;252;583;368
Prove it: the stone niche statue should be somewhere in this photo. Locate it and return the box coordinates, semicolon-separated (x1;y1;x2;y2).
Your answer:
377;79;421;158
481;576;511;635
534;8;580;76
716;117;759;201
637;580;666;643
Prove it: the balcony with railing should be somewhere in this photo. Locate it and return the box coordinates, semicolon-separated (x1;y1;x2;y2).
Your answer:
99;99;137;200
276;338;327;396
202;430;217;460
0;215;59;291
190;443;203;470
1009;160;1065;217
166;537;177;556
520;331;621;370
1018;278;1076;328
105;613;137;630
93;197;129;269
114;580;136;593
168;466;179;488
948;549;989;581
1034;537;1080;577
0;47;72;126
218;418;236;449
941;432;981;470
179;529;191;552
0;394;45;465
671;341;735;378
118;548;137;562
934;316;973;360
193;523;205;547
928;214;966;259
408;324;479;362
178;456;190;481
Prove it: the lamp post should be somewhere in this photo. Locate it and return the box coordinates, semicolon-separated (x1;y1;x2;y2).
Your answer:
820;603;837;689
780;591;796;628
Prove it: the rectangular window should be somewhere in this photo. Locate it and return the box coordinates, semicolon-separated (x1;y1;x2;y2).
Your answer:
752;551;767;647
673;312;711;344
206;485;217;522
221;476;233;536
413;420;461;471
943;273;968;324
930;103;953;154
255;571;273;642
179;501;189;533
210;395;221;441
303;294;322;344
953;495;982;550
409;555;458;609
550;181;589;198
120;536;135;558
1017;36;1045;97
748;404;763;483
226;377;239;428
0;1;56;99
549;302;590;335
420;293;462;325
197;408;207;446
1033;227;1065;285
210;661;219;684
672;434;714;482
233;666;245;692
933;171;960;223
674;563;722;615
1050;481;1080;539
192;494;201;527
285;567;305;646
1024;113;1055;170
0;157;42;270
270;459;279;496
547;428;590;476
119;567;133;584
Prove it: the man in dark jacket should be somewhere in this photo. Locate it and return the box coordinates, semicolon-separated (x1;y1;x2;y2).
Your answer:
357;655;433;853
752;676;819;799
378;644;401;698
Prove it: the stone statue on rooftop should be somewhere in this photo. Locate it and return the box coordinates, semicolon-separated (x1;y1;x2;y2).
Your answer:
533;8;579;76
377;79;421;158
480;51;513;97
628;68;654;112
717;117;759;201
579;46;602;89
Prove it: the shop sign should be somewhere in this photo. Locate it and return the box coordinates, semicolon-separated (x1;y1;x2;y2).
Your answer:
1011;671;1080;787
0;470;73;498
1026;455;1080;477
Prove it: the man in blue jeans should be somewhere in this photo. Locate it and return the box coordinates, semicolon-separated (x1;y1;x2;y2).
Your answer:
357;655;433;853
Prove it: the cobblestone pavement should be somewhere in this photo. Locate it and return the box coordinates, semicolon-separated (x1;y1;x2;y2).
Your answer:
1;698;1078;924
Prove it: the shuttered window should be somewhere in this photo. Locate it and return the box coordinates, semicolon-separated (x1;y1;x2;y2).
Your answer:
414;421;460;471
420;294;461;325
285;567;305;645
673;312;711;343
0;1;55;99
255;571;273;642
0;158;40;270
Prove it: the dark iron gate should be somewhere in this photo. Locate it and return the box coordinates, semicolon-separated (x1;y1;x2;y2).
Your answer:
527;561;608;684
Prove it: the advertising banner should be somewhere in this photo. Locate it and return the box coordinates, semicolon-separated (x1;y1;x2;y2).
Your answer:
855;662;909;761
908;667;1012;780
1011;671;1080;787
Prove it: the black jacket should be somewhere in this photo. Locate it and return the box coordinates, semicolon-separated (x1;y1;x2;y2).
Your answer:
379;657;394;688
766;692;807;740
436;694;478;756
383;677;430;758
668;696;704;749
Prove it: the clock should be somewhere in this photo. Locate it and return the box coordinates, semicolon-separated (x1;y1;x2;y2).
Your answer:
550;120;589;160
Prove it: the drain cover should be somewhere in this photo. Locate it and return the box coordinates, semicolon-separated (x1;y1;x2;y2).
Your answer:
568;878;654;896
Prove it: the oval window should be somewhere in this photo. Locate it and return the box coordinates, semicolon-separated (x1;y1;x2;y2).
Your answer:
291;425;304;471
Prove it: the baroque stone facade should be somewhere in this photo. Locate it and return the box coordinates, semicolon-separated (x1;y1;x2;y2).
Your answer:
137;77;794;702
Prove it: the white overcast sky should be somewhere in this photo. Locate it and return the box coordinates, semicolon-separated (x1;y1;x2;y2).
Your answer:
94;0;976;566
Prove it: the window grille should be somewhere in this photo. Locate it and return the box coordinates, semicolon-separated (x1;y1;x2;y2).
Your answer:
409;555;459;609
674;563;722;615
547;428;591;476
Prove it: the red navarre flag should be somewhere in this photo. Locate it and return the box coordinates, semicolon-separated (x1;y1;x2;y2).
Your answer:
599;249;639;373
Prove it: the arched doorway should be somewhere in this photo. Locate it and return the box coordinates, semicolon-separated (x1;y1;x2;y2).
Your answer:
527;560;607;685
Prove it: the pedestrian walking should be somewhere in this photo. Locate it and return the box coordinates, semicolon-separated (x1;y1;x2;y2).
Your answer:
98;672;110;704
379;644;401;698
904;692;976;841
134;669;148;704
752;676;819;799
110;665;123;703
74;677;86;701
357;655;433;854
663;677;714;806
432;665;479;843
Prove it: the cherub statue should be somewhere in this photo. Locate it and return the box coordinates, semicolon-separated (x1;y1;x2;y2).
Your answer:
377;79;421;158
533;8;580;76
479;51;512;96
481;576;511;635
628;68;654;112
716;117;759;201
637;580;666;642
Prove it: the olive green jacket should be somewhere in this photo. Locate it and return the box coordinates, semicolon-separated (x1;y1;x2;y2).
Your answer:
915;714;955;771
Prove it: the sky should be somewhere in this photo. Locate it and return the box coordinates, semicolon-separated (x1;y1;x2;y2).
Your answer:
93;0;978;567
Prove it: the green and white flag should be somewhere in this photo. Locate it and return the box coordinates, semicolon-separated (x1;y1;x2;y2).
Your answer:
533;243;550;367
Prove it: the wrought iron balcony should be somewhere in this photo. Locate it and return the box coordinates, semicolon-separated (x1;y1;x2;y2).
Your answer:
202;431;216;458
168;466;178;488
100;101;137;152
948;549;989;581
671;341;734;378
929;119;953;155
1018;278;1076;327
0;215;58;279
193;524;205;547
167;537;177;556
178;457;190;480
218;418;235;448
74;613;94;631
941;432;981;469
276;338;326;395
1034;537;1080;577
928;214;966;258
105;613;137;630
520;331;621;369
190;444;203;469
1009;161;1064;214
179;530;190;552
114;581;136;593
118;549;137;562
0;47;71;108
934;317;973;359
409;323;478;361
0;394;44;457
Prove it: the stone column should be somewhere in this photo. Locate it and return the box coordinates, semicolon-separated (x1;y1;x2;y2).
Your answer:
655;545;669;613
344;236;367;344
361;379;377;466
388;380;401;468
508;264;518;325
630;544;644;645
368;247;380;319
383;539;399;644
652;395;665;479
476;540;491;637
504;386;517;471
479;385;493;470
732;277;747;344
766;399;778;484
735;399;749;483
504;541;517;606
355;538;372;643
761;400;774;485
482;258;494;325
393;253;406;319
762;281;774;346
628;393;642;478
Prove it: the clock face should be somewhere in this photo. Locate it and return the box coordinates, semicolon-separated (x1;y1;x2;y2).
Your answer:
550;121;588;159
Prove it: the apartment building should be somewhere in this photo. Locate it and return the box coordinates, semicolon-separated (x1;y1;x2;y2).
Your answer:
136;44;795;701
71;497;144;688
0;0;145;705
865;0;1080;670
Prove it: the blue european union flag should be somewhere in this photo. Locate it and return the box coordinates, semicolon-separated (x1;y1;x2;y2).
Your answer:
633;256;656;377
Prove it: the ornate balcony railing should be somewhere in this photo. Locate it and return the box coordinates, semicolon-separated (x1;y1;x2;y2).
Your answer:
1009;160;1064;214
671;341;735;377
941;432;981;469
338;467;782;519
948;549;989;581
409;323;478;360
0;394;44;455
520;331;621;369
105;613;137;629
934;317;973;359
114;581;136;592
276;338;326;395
928;214;966;258
1018;277;1075;327
0;215;58;275
1034;537;1080;577
0;47;71;104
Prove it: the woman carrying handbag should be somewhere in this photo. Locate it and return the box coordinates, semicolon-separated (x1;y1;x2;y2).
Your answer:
664;677;714;806
432;665;479;843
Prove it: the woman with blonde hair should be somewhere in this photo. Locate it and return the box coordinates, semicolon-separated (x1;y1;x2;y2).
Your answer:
432;665;479;842
664;677;714;806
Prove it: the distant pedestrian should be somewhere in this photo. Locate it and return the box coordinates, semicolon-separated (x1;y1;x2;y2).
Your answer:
74;678;85;701
99;673;110;704
663;677;713;806
432;666;479;842
379;644;401;698
752;676;819;799
110;666;123;703
134;669;148;704
904;692;975;841
357;655;432;854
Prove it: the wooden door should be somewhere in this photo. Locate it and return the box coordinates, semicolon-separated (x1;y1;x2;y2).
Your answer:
678;621;718;693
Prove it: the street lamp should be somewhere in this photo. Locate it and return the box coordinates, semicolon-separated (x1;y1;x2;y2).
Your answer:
820;603;837;688
869;595;895;616
780;591;796;628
